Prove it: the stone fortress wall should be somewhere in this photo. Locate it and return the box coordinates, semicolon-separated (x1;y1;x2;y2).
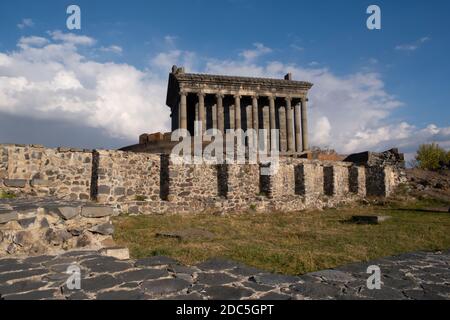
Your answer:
0;144;399;214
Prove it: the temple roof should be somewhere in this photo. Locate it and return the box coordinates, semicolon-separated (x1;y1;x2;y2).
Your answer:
166;66;313;107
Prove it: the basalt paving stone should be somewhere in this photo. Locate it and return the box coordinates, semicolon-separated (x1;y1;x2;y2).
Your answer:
167;264;199;275
96;289;146;300
82;260;133;273
249;273;301;286
116;268;169;282
23;255;54;265
0;262;37;273
307;270;356;283
242;281;275;292
78;274;123;292
0;280;49;295
66;291;91;300
196;272;238;286
358;286;407;300
196;258;241;271
0;250;449;300
2;289;59;300
229;265;263;277
290;282;343;299
135;256;179;267
258;292;292;300
203;285;253;300
166;292;204;300
403;289;447;300
142;278;191;296
0;268;48;283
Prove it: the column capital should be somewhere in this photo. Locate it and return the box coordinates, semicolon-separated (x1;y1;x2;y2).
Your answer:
234;94;242;99
251;94;259;100
179;90;188;97
268;95;276;101
197;91;206;97
285;96;292;103
215;93;224;99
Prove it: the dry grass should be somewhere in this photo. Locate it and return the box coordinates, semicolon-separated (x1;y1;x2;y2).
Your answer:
113;200;450;275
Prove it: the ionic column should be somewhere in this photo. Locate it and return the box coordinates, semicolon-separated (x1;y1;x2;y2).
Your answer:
234;94;242;130
180;91;187;130
286;97;295;152
294;100;302;152
216;93;224;134
269;95;276;151
301;97;309;151
197;92;206;133
252;95;259;131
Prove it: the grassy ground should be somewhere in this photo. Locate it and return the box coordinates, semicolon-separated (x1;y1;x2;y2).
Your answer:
113;199;450;275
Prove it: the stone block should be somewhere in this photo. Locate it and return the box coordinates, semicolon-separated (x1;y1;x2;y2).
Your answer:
4;179;28;188
97;185;111;195
351;215;391;224
30;179;50;187
0;211;19;224
89;221;115;235
81;206;114;218
99;247;130;260
51;207;80;220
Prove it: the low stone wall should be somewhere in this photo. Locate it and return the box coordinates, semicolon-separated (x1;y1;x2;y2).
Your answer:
0;144;92;200
0;144;399;215
0;198;118;257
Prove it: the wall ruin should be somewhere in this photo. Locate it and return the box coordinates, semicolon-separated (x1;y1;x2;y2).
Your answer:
0;144;400;215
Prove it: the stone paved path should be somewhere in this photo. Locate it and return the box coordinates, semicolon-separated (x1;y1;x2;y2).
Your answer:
0;250;449;300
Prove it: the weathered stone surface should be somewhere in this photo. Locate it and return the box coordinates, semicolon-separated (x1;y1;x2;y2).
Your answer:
81;206;114;218
96;289;145;300
54;207;80;220
4;179;27;188
1;250;449;300
81;274;123;292
116;268;169;282
90;222;115;235
0;211;19;224
99;247;129;260
204;285;253;300
18;217;36;228
250;273;300;286
135;256;179;267
307;270;356;283
142;278;190;295
13;231;34;247
196;272;238;286
2;289;58;300
196;258;240;271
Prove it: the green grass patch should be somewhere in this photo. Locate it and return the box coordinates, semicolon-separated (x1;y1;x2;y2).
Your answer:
112;202;450;275
0;191;16;199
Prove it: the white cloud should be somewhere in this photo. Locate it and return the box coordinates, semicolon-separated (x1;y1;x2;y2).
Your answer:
49;30;96;46
395;36;430;51
99;45;123;54
17;18;34;29
239;43;272;61
0;36;448;156
0;32;169;140
18;36;49;48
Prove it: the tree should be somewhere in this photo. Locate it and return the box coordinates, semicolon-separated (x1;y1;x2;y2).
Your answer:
415;143;448;170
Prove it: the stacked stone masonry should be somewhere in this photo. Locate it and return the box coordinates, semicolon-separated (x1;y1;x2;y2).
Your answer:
1;144;399;215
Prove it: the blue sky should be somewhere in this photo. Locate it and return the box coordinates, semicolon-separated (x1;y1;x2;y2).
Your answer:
0;0;449;158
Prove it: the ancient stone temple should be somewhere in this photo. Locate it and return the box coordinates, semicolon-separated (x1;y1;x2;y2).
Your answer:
166;65;313;154
124;66;314;154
